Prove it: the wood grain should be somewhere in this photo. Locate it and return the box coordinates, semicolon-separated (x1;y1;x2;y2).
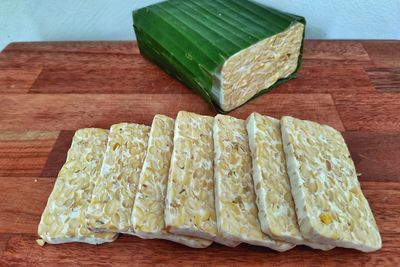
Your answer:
271;66;375;94
39;131;74;178
30;66;189;94
334;93;400;132
0;41;399;266
1;233;399;267
344;132;400;183
3;41;139;55
302;41;373;67
362;41;400;68
0;132;58;177
0;68;42;93
0;177;54;234
366;67;400;92
0;94;344;131
0;234;10;256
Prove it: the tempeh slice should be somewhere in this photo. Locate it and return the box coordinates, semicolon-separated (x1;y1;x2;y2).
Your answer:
86;123;150;234
164;111;238;247
281;116;382;252
132;115;212;248
38;128;117;244
213;114;294;252
246;112;333;250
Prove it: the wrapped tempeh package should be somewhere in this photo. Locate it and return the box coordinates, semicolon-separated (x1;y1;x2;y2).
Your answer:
133;0;305;112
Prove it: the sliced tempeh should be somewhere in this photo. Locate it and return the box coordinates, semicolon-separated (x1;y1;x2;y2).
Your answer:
281;116;382;252
213;114;294;252
38;128;118;244
86;123;150;234
246;113;333;250
131;115;212;248
164;111;238;247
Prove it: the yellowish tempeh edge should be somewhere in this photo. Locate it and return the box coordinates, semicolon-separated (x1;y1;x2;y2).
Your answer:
164;111;238;247
86;123;150;234
246;113;333;251
281;116;382;252
131;114;212;248
38;128;117;244
213;114;294;252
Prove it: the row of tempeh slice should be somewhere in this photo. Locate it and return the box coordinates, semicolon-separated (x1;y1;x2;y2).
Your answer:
38;111;381;252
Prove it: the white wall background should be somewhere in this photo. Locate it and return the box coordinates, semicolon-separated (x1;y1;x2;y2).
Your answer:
1;0;399;51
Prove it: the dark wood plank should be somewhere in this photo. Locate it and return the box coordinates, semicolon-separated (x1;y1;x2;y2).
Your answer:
366;67;400;92
344;132;400;183
40;131;74;178
271;66;375;94
0;132;58;177
334;93;400;132
363;189;400;235
0;68;42;93
362;41;400;67
0;234;10;256
1;232;399;267
0;94;344;131
361;182;400;236
0;177;54;234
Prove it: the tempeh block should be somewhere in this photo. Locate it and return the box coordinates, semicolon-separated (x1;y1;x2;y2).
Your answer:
164;111;238;247
86;123;150;234
246;113;333;250
131;115;212;248
281;116;382;252
134;0;305;112
37;128;118;244
213;114;294;252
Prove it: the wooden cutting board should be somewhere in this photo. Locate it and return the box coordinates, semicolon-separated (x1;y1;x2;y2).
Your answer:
0;41;399;266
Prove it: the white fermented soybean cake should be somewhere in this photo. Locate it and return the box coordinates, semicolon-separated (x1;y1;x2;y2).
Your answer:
37;128;117;244
281;116;381;252
246;112;333;250
213;114;294;252
164;111;238;247
86;123;150;234
215;23;304;111
131;115;212;248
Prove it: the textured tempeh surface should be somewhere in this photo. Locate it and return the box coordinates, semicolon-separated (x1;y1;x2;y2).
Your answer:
221;23;304;111
37;128;117;244
281;116;382;252
131;115;212;248
246;113;333;250
0;41;399;266
164;111;237;247
86;123;150;234
213;114;294;252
